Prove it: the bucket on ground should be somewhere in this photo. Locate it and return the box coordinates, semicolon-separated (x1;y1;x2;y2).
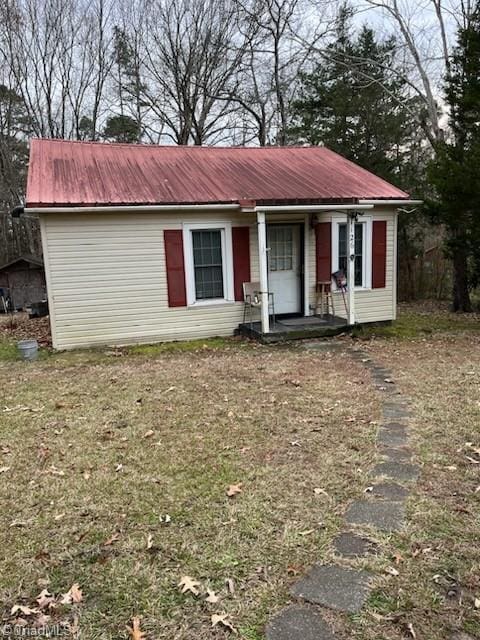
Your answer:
17;339;39;361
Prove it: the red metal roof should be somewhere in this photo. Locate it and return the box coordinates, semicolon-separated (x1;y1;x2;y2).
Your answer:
26;138;409;208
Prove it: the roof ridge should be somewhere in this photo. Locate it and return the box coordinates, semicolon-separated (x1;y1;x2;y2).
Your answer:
31;138;330;152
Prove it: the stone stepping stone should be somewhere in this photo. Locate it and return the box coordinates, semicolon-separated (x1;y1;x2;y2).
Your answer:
266;605;335;640
379;447;412;462
383;421;408;430
290;564;372;613
369;482;410;501
383;406;410;419
333;532;378;558
345;500;405;532
378;427;408;447
373;461;420;482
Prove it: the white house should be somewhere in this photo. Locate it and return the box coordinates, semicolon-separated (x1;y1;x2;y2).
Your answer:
19;139;419;349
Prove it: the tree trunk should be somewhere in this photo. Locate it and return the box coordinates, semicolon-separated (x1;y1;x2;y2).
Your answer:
452;246;472;312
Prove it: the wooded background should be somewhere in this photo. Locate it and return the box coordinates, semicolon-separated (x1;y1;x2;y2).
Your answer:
1;0;478;305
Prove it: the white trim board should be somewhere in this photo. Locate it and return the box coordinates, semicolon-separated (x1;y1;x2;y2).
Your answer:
182;221;235;307
331;215;373;290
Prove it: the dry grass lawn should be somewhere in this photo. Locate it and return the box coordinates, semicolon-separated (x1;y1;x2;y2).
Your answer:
349;310;480;640
1;303;479;639
0;339;378;639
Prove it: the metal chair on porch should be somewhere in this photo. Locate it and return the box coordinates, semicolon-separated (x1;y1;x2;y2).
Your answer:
242;282;275;328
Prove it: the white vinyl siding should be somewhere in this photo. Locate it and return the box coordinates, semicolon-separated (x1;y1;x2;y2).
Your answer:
41;211;257;349
306;209;397;323
41;207;397;349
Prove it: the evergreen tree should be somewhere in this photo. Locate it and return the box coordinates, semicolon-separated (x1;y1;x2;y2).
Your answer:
288;5;420;185
428;3;480;312
103;114;142;143
111;26;147;141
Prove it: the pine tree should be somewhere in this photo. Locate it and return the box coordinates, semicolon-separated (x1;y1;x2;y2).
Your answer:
428;3;480;311
288;5;420;184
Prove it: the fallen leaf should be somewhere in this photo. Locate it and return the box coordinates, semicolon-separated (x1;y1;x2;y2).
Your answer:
47;466;65;477
211;613;236;632
144;430;154;439
103;533;120;546
60;583;83;605
115;464;123;472
298;529;315;536
313;488;329;497
406;622;416;638
178;576;200;596
465;455;480;464
287;564;302;576
0;466;10;474
69;583;83;603
83;471;91;480
226;483;242;497
54;513;65;521
393;552;404;565
205;589;219;604
35;613;51;626
474;597;480;608
146;534;154;550
126;616;145;640
36;590;55;610
385;567;399;576
11;617;28;627
226;578;235;594
11;605;38;616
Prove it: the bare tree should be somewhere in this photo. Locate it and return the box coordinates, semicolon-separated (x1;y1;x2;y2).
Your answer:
361;0;475;145
136;0;253;145
0;0;115;140
233;0;335;145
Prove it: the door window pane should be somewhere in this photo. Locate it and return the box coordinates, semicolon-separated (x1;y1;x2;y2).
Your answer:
338;223;363;287
269;226;293;272
192;230;224;299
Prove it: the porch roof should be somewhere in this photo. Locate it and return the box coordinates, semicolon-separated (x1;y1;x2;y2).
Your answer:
26;139;409;209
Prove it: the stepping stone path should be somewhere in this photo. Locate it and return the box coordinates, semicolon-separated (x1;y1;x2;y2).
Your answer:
379;446;412;462
377;425;408;447
291;564;372;613
333;532;378;558
373;461;420;482
345;499;405;532
369;482;410;501
266;605;335;640
266;345;421;639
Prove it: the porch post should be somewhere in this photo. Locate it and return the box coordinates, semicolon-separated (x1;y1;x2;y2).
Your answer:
257;210;270;334
347;212;356;326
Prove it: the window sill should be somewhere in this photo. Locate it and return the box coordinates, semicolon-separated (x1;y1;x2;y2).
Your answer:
188;298;236;308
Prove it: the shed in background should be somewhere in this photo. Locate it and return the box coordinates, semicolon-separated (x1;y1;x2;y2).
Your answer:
0;255;46;311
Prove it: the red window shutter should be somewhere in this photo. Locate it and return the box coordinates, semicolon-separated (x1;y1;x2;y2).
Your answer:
164;229;187;307
372;220;387;289
232;226;251;301
315;222;331;282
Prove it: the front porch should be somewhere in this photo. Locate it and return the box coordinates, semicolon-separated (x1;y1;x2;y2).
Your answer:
252;207;362;338
237;314;349;343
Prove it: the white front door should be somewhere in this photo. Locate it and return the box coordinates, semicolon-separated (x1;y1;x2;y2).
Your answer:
267;224;302;315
